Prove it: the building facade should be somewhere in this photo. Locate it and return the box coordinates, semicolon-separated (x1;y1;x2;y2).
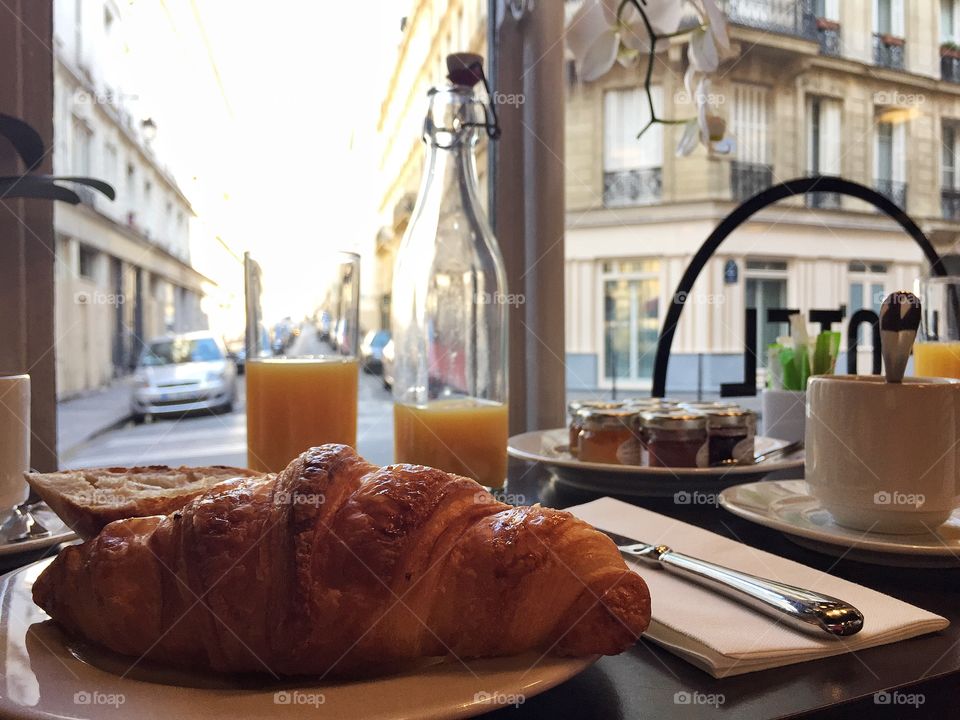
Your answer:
52;0;208;398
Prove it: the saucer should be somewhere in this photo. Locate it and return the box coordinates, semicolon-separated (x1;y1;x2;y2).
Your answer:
0;503;76;558
718;480;960;567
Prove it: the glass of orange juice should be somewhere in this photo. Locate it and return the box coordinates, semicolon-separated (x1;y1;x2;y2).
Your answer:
915;277;960;379
244;251;360;472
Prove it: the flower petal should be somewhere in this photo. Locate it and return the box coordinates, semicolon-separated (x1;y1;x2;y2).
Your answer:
676;118;701;156
696;0;730;50
640;0;685;35
566;1;620;81
580;28;621;81
688;27;719;73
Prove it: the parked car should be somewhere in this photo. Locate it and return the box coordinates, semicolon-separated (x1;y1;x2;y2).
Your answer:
380;338;395;390
130;332;237;422
360;329;391;374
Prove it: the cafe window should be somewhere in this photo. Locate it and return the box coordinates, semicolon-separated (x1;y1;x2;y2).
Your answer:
602;86;662;207
745;259;788;367
602;259;660;383
848;261;887;348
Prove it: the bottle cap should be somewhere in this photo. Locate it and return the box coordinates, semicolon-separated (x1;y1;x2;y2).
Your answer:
446;53;485;88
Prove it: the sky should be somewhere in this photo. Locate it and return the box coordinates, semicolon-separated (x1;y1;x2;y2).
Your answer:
121;0;401;328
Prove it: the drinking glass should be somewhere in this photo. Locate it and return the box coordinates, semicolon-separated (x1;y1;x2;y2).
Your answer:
916;277;960;379
244;252;360;472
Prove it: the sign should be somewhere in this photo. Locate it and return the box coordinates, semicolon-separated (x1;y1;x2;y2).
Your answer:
723;259;738;285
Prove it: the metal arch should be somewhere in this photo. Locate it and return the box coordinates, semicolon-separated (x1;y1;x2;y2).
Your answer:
651;175;947;398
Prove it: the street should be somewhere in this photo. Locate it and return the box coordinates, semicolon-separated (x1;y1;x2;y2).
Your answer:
63;366;396;470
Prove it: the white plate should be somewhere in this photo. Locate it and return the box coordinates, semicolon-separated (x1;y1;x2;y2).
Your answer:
719;480;960;567
0;504;76;557
508;429;804;497
0;559;595;720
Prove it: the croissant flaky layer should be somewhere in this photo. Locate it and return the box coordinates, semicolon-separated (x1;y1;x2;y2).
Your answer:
33;445;651;676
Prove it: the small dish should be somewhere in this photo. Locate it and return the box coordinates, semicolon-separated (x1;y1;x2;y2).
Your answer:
0;503;75;557
719;480;960;567
507;429;803;497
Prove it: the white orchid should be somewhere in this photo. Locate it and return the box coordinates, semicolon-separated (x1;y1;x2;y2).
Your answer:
566;0;735;156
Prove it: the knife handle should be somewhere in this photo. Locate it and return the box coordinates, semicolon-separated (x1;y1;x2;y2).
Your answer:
655;550;864;637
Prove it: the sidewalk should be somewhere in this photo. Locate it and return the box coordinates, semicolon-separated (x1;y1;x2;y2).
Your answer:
57;378;134;459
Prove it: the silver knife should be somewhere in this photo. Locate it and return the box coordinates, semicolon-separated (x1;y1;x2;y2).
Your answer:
600;529;864;638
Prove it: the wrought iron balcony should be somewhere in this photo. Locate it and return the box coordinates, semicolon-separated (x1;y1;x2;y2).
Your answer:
806;190;842;210
942;52;960;83
730;161;773;202
873;33;905;70
943;188;960;220
722;0;816;40
816;20;841;56
874;178;907;209
603;167;662;208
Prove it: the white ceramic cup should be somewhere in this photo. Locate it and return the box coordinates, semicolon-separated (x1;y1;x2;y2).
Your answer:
0;374;30;515
806;375;960;534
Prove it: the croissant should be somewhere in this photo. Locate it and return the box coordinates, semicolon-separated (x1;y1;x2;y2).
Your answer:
33;444;650;677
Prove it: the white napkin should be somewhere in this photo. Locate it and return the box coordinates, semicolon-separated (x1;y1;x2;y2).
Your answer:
569;497;949;678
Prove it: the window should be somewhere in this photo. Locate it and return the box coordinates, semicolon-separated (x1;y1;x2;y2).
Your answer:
874;0;904;37
70;115;92;175
745;259;788;367
814;0;839;19
602;260;660;383
602;87;663;207
807;97;841;208
78;244;99;280
944;124;959;189
104;142;118;184
732;84;770;165
848;262;887;349
943;0;959;42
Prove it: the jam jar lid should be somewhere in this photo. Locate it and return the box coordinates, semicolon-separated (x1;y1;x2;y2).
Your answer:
680;401;740;412
582;407;638;429
574;401;623;416
702;408;756;428
640;409;707;431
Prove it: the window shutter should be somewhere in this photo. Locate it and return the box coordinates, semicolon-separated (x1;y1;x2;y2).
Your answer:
820;100;841;174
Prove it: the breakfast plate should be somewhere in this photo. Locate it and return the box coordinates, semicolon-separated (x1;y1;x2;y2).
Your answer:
719;480;960;568
0;559;596;720
0;504;76;558
508;429;804;497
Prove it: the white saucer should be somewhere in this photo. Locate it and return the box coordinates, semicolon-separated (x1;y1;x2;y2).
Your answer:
0;503;76;557
508;429;803;497
719;480;960;567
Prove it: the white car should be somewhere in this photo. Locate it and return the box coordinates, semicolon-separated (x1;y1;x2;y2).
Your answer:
130;332;237;422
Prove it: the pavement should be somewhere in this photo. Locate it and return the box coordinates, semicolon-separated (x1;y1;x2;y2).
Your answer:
57;378;134;462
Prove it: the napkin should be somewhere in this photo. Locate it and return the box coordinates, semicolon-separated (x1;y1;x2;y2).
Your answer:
569;497;949;678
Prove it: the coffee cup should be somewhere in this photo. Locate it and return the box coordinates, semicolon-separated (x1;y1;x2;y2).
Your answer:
805;375;960;534
0;374;30;515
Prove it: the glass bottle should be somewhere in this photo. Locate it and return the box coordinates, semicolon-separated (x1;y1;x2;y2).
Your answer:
391;55;509;489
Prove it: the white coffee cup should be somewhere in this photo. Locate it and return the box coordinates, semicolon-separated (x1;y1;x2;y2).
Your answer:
0;374;30;515
806;375;960;534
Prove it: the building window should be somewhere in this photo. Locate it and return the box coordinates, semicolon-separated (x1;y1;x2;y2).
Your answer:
745;259;787;368
943;0;960;41
70;115;92;175
78;244;99;280
873;0;905;68
943;123;960;220
806;96;841;209
874;118;907;208
602;87;663;207
601;260;660;383
730;83;772;201
848;262;887;349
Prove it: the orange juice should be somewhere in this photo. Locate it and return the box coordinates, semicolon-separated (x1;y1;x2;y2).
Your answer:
246;357;358;472
914;342;960;378
393;398;508;488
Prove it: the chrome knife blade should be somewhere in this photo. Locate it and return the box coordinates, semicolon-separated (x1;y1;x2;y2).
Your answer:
599;529;864;638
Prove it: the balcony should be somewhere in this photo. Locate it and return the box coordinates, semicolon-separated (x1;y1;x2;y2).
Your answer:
806;191;842;210
875;178;907;209
722;0;816;40
730;161;773;202
603;168;662;208
943;188;960;220
942;46;960;83
816;18;841;56
873;33;905;70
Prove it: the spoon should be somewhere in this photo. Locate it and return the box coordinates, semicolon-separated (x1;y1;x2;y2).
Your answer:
0;504;50;544
710;440;804;467
879;291;921;383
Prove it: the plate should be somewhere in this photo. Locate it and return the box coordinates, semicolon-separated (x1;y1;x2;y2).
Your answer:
507;429;804;497
0;559;595;720
0;504;76;557
719;480;960;567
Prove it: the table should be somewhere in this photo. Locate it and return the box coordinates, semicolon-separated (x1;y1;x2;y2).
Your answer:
488;459;960;719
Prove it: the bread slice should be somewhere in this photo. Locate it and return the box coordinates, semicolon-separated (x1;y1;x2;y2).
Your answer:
26;465;266;540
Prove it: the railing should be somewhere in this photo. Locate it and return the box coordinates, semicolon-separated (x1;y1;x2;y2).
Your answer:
730;161;774;201
874;178;907;209
816;21;841;56
722;0;816;40
943;188;960;220
806;191;842;210
942;53;960;83
603;168;662;207
873;33;905;70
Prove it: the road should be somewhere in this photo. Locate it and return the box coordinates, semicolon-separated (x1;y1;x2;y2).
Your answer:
65;332;396;469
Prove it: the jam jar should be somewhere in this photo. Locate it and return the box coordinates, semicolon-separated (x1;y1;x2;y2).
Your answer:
641;410;708;468
578;407;639;465
704;408;756;465
568;401;621;457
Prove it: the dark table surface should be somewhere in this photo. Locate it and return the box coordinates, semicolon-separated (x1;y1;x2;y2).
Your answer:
485;459;960;719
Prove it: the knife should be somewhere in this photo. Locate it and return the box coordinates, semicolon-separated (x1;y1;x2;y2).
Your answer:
599;529;864;638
